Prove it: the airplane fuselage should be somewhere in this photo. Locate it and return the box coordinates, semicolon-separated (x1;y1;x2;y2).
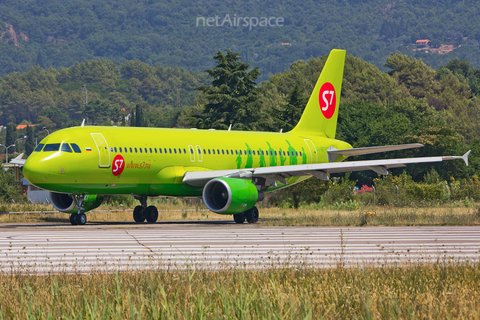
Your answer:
24;126;351;197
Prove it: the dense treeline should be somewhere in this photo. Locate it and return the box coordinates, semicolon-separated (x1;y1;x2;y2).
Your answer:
2;49;480;204
1;0;480;80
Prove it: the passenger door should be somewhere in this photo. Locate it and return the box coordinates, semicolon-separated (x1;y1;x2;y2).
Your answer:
91;133;111;168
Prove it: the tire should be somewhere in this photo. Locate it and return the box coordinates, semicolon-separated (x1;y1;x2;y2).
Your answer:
69;213;77;225
74;213;87;225
145;205;158;223
245;206;259;223
133;206;145;223
233;212;245;224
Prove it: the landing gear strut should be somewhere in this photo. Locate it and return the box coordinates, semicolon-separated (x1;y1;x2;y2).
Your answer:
133;196;158;223
70;195;87;226
233;206;259;224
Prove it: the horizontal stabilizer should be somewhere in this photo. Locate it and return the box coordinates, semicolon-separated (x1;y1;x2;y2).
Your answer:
327;143;424;162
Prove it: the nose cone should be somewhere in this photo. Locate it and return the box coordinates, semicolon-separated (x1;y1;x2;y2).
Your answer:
23;154;51;187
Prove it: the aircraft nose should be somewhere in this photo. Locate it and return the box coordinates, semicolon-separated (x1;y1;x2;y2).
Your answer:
23;155;51;186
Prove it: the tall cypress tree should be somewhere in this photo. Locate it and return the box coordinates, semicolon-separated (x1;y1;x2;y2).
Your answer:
25;125;35;156
5;122;16;147
189;50;263;131
135;104;145;127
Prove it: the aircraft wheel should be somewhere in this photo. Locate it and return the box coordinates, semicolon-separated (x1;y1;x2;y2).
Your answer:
133;206;146;223
245;206;259;224
69;213;77;225
145;206;158;223
74;213;87;225
233;212;245;224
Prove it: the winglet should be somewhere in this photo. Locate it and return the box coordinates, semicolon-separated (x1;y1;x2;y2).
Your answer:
462;150;471;166
81;119;85;127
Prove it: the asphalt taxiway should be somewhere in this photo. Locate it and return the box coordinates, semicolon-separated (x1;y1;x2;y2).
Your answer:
1;222;479;272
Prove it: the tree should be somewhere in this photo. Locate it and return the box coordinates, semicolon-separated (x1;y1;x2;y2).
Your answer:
25;125;35;156
270;82;308;132
188;50;263;131
5;122;16;148
135;104;146;127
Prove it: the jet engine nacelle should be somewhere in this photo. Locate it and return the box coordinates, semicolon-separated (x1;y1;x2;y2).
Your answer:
49;192;108;213
202;178;263;214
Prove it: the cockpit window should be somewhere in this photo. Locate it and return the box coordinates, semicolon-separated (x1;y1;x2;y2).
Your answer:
34;144;44;152
61;143;73;153
43;143;61;152
70;143;82;153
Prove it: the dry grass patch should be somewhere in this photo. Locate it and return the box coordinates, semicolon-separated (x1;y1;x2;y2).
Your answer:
0;264;479;318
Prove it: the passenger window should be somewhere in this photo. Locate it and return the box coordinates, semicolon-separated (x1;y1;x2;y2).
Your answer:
274;151;277;156
244;150;247;155
203;149;206;154
299;152;302;156
239;150;242;155
253;150;255;156
159;148;162;154
183;148;186;154
174;148;177;154
164;148;167;153
150;148;152;153
34;144;44;152
230;149;233;154
169;148;172;154
212;149;215;155
248;150;251;155
114;147;117;153
135;148;138;153
222;149;225;155
140;148;143;153
283;151;286;156
154;148;157;153
217;149;220;154
178;149;181;154
208;149;211;154
226;150;229;155
296;152;298;156
129;147;132;153
43;143;61;152
190;148;194;154
144;148;147;153
235;150;238;155
70;143;81;153
61;143;73;153
119;147;122;152
110;147;113;152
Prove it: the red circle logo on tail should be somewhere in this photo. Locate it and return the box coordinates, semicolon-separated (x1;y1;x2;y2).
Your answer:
318;82;336;119
112;154;125;176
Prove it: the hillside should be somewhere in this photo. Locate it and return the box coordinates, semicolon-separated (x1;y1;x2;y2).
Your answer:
0;0;480;79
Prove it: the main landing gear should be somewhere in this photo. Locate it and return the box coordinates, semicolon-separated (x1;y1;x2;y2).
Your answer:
70;195;87;226
133;196;158;223
233;206;259;224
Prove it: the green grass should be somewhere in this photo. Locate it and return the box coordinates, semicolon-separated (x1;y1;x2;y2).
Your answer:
0;264;479;319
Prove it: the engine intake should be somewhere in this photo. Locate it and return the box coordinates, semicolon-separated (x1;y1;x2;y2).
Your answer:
203;178;262;214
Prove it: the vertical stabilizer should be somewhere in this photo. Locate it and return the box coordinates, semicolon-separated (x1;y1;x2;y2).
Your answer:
289;49;346;138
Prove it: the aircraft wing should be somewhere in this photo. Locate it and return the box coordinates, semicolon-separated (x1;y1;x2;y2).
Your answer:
182;151;471;188
9;153;26;166
327;143;424;161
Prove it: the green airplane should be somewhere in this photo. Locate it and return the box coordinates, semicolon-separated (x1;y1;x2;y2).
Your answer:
22;50;470;225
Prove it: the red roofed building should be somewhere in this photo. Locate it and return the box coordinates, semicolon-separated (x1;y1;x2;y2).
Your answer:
16;124;35;130
416;39;430;46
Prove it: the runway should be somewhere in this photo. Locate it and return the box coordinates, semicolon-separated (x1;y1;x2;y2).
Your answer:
0;222;479;273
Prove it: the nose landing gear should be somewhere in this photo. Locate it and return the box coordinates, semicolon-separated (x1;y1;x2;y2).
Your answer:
133;196;158;223
70;195;87;226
